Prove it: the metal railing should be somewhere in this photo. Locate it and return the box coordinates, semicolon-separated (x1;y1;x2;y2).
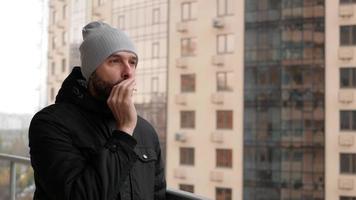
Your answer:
167;188;210;200
0;153;210;200
0;153;31;200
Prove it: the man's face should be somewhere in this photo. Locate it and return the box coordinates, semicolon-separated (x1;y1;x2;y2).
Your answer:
88;51;137;100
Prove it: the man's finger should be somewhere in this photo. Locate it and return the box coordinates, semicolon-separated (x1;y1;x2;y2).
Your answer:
121;80;136;102
118;79;135;102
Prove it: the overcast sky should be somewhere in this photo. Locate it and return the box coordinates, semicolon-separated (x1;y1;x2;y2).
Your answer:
0;0;47;114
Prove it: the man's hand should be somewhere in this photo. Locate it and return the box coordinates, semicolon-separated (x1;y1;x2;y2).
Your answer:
107;78;137;135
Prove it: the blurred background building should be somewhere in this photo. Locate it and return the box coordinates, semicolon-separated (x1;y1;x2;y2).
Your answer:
45;0;356;199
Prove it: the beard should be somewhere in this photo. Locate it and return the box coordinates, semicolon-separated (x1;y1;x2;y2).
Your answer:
88;72;117;101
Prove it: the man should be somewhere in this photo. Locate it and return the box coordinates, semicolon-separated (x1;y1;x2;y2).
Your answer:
29;21;166;200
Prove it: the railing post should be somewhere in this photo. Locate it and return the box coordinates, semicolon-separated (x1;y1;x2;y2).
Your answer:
10;161;16;200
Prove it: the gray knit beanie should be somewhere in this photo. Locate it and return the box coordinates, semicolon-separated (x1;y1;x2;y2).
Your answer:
79;21;138;80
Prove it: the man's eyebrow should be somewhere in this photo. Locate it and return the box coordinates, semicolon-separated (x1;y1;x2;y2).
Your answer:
108;54;120;59
109;54;137;60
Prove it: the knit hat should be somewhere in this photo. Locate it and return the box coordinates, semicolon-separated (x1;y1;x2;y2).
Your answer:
79;21;138;81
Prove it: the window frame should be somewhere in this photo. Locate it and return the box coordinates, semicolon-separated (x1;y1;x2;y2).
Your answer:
216;148;233;168
180;147;195;166
180;110;196;129
216;110;233;129
181;74;196;93
217;34;235;54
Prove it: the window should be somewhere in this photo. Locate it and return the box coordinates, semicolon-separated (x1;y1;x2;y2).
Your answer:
61;58;66;73
340;153;356;174
181;2;197;21
98;0;104;6
52;36;57;49
340;111;356;130
217;110;233;129
118;15;125;29
181;74;195;92
217;34;234;54
340;68;356;88
216;149;233;168
50;87;55;102
151;77;159;93
62;31;67;46
152;42;160;58
217;0;233;16
62;5;67;19
217;71;233;91
152;8;160;24
52;10;56;24
340;25;356;46
340;0;356;4
181;38;197;57
341;196;356;200
180;111;195;129
180;147;194;165
51;62;55;75
216;187;232;200
179;184;194;193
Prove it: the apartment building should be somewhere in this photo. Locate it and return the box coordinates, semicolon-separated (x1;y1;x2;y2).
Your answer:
166;0;243;199
244;0;325;199
48;0;71;104
167;0;326;199
326;0;356;200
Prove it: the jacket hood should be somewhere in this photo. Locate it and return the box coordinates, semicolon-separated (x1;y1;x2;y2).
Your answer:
55;67;112;115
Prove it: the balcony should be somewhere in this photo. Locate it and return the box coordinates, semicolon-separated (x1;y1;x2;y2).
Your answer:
176;22;189;33
338;90;354;104
0;153;209;200
339;5;354;18
338;47;354;61
211;55;225;66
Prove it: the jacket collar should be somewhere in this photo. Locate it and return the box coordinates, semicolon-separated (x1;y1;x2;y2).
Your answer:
55;67;113;116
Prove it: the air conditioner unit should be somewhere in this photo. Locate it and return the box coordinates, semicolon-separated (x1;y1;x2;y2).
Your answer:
338;90;353;104
339;134;354;146
175;132;187;142
211;55;225;66
339;178;354;190
211;93;224;104
210;171;223;182
174;168;186;179
339;5;354;18
176;58;188;69
211;132;224;143
176;22;188;33
175;94;187;105
212;18;225;28
339;48;354;60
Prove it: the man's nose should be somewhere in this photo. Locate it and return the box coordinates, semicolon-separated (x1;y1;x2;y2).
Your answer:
121;61;133;79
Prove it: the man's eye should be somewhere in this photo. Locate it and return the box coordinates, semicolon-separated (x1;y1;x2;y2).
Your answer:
130;60;137;66
110;59;120;63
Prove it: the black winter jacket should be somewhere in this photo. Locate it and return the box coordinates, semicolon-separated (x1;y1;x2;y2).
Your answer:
29;67;166;200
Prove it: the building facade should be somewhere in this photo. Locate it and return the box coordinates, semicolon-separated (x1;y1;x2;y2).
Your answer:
244;0;325;199
48;0;71;104
166;0;243;198
326;0;356;200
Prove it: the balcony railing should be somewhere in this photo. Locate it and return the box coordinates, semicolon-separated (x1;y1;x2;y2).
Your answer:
0;153;31;200
0;153;210;200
